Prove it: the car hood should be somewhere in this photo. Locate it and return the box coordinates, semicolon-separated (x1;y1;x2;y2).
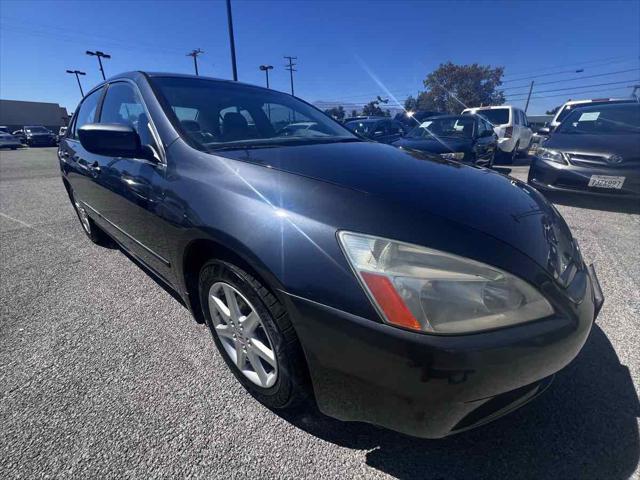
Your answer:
392;136;472;153
545;133;640;157
220;141;574;275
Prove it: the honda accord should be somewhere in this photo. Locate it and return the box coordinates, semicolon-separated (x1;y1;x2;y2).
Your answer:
58;72;603;438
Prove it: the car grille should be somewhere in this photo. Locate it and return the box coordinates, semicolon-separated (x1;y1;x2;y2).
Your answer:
566;153;640;169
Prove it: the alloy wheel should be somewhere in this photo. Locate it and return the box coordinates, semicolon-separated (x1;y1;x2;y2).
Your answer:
208;282;278;388
74;200;91;234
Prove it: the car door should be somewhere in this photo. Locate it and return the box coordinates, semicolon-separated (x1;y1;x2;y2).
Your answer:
59;86;106;214
473;118;497;163
92;81;173;282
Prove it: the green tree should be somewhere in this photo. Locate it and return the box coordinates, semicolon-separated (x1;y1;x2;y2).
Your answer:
418;62;505;114
324;105;346;121
546;105;561;115
404;96;419;111
361;100;385;116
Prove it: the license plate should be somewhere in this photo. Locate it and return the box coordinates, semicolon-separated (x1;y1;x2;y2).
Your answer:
588;175;625;189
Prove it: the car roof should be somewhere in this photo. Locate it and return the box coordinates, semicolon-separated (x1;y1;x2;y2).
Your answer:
568;101;639;112
562;98;629;106
463;105;514;111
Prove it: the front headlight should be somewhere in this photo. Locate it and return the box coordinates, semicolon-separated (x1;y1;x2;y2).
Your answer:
537;148;567;165
439;152;465;160
338;232;554;334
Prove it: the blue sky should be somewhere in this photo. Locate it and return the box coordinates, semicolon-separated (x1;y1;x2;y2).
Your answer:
1;0;638;115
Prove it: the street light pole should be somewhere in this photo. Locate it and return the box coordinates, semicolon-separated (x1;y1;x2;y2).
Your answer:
186;49;204;76
226;0;238;81
259;64;273;88
284;56;297;96
66;69;86;96
85;50;111;80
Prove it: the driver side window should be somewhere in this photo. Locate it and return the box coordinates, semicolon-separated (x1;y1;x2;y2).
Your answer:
100;82;157;152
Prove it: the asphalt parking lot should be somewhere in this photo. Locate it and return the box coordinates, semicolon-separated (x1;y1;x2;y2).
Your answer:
1;147;639;479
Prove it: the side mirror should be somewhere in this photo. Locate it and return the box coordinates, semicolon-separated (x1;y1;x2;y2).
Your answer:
537;127;551;135
79;123;145;159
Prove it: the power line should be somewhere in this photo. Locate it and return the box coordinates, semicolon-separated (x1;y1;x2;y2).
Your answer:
502;68;640;92
514;85;635;102
506;78;639;98
501;55;636;80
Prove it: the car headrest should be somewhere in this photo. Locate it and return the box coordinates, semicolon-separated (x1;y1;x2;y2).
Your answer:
222;112;249;140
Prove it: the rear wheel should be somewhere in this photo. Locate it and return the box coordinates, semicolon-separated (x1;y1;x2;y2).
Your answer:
199;260;309;409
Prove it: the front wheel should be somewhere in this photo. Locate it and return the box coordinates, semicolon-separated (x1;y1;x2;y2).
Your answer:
70;192;111;246
199;260;309;409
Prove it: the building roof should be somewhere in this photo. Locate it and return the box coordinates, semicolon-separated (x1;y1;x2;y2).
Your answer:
0;99;69;127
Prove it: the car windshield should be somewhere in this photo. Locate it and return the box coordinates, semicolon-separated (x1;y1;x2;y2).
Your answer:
150;76;357;151
471;108;510;125
556;104;640;134
407;116;474;139
25;126;49;133
344;120;377;134
556;101;627;123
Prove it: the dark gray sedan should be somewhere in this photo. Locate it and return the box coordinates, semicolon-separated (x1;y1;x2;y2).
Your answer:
529;102;640;198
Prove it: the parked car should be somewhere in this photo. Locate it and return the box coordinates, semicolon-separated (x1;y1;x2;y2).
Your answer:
549;98;634;131
462;106;533;163
12;125;57;147
0;131;22;150
0;126;11;134
394;110;442;130
344;117;405;144
59;72;602;439
529;102;640;198
392;114;497;167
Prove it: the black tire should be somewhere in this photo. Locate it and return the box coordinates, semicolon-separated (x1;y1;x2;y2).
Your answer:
199;259;309;409
70;190;111;246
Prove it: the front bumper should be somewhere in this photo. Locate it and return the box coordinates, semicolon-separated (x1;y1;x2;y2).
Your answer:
285;267;601;438
529;157;640;198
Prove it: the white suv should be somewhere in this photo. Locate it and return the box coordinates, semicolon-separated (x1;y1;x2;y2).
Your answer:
462;106;532;163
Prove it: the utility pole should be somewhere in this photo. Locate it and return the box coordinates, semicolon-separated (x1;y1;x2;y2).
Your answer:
226;0;238;81
524;80;534;113
186;48;204;76
259;64;273;88
85;50;110;80
284;56;297;96
66;70;86;96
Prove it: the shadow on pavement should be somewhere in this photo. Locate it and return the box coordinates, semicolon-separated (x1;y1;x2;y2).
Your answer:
277;326;639;479
542;191;640;214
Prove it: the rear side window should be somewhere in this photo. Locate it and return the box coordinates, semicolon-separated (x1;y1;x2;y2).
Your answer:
71;87;103;139
474;108;510;126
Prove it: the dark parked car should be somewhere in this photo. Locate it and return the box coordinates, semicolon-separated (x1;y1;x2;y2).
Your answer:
343;117;405;144
392;114;498;167
59;72;603;439
12;125;57;147
529;102;640;198
394;109;441;129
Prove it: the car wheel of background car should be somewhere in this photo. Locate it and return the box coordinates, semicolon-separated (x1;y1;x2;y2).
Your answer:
199;259;309;410
70;191;111;246
507;141;520;164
